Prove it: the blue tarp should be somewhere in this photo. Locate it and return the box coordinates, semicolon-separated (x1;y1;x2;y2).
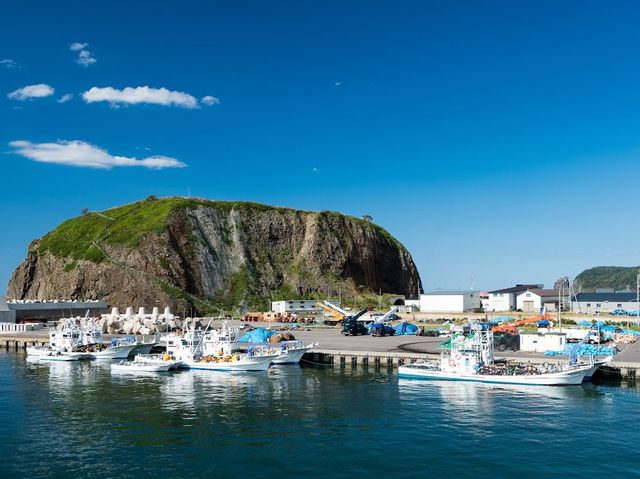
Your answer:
492;316;515;324
544;344;615;357
238;328;277;343
394;322;418;335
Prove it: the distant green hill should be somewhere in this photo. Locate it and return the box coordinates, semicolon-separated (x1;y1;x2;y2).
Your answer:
574;266;640;292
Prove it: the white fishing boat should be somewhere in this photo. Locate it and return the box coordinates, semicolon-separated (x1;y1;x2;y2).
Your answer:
398;323;611;386
38;351;80;362
130;339;157;356
134;353;183;370
271;340;316;365
111;357;173;373
161;320;278;372
26;319;88;358
81;321;151;359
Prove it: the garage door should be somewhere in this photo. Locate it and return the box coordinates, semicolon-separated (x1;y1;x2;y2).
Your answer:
523;301;534;312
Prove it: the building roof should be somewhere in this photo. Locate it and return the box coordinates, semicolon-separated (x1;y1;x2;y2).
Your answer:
573;292;638;302
518;289;558;297
489;284;544;294
423;290;480;296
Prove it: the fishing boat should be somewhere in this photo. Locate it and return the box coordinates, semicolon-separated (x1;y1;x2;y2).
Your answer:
26;319;90;359
398;323;610;386
205;322;315;365
38;351;80;362
271;340;316;365
111;356;173;373
134;353;183;370
130;339;158;356
72;336;138;360
161;320;278;371
81;321;154;359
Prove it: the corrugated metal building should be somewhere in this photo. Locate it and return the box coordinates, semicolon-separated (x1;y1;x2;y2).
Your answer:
0;296;17;323
570;292;639;314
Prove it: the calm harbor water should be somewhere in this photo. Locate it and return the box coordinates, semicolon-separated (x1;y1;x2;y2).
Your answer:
1;350;639;479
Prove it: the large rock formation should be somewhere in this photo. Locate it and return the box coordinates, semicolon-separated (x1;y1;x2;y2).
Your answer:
7;197;422;313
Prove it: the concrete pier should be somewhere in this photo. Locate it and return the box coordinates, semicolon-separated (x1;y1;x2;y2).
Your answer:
4;323;640;380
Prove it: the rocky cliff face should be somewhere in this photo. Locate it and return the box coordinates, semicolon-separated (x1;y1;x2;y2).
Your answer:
7;197;422;313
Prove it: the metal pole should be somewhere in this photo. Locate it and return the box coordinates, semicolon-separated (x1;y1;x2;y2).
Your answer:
558;280;562;333
627;270;640;329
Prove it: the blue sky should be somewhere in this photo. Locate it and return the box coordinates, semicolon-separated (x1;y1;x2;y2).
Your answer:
2;0;640;294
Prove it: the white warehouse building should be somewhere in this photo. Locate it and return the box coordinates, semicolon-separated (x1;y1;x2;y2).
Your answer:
271;300;341;314
486;284;543;312
515;289;560;313
419;291;481;313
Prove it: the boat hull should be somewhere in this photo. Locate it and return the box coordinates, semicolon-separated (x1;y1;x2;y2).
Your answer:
26;346;53;357
181;354;275;371
398;363;601;386
129;342;157;357
89;344;138;360
272;346;312;365
39;354;79;362
111;363;172;373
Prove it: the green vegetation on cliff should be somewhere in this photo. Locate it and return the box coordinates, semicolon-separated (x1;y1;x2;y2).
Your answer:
37;196;397;262
574;266;640;292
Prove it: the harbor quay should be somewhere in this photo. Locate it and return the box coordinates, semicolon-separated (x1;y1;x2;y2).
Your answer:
2;321;640;380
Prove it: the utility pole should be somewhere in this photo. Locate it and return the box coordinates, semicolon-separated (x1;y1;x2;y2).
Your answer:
627;270;640;329
378;289;382;311
558;278;563;333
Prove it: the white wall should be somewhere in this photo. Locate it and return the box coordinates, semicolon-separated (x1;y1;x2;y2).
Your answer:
516;292;542;312
420;294;464;313
420;293;479;312
271;301;286;313
487;293;514;312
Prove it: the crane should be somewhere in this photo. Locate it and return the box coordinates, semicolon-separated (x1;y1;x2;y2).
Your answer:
492;312;552;336
316;300;348;325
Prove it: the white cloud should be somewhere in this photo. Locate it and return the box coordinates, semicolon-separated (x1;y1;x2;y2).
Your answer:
57;93;73;103
83;86;200;108
7;83;55;101
70;42;96;67
76;49;96;67
201;95;220;106
9;140;187;170
335;81;342;86
0;59;19;69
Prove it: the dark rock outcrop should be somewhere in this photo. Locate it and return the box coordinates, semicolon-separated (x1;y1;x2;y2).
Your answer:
7;197;422;313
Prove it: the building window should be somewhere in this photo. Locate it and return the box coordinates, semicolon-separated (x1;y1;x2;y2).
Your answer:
586;303;591;307
596;304;601;307
618;304;622;307
526;293;531;297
